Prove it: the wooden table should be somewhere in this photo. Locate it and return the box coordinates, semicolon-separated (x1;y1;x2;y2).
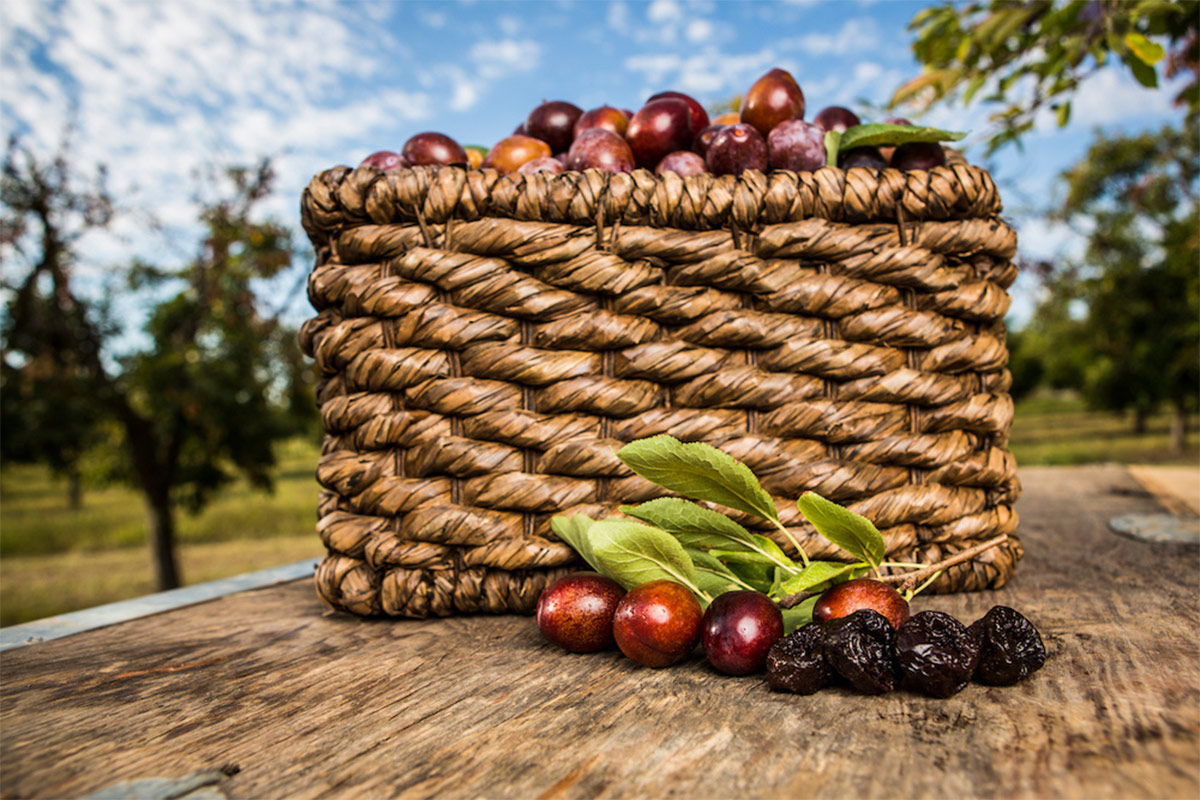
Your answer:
3;466;1198;799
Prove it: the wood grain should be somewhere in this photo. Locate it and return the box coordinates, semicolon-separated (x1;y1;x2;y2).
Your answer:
2;466;1198;800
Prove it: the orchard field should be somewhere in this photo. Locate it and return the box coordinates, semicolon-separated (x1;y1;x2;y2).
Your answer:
1;395;1195;627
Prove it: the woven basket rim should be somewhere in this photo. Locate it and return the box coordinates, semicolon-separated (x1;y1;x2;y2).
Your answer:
301;162;1004;248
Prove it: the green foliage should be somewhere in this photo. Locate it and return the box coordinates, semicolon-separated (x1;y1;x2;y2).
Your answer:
895;0;1198;153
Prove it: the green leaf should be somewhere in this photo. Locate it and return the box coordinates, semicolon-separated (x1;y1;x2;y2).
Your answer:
1055;100;1072;128
839;123;967;152
777;560;862;596
1124;50;1160;88
688;549;749;597
780;595;820;635
824;129;842;167
1125;32;1165;66
588;518;698;591
616;435;779;523
621;497;758;552
549;514;603;572
796;492;886;569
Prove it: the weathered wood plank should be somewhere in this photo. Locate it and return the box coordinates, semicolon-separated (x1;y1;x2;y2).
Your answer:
2;466;1198;799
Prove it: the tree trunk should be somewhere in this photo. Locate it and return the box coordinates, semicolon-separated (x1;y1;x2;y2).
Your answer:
146;491;181;590
67;467;82;510
1170;400;1188;455
1133;405;1148;435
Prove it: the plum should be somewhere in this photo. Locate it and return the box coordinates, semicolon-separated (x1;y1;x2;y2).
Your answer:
692;124;725;159
838;146;888;171
701;591;784;675
655;151;707;177
626;97;694;169
741;68;805;138
401;132;468;167
705;123;767;176
648;90;710;139
518;156;565;175
525;100;583;154
767;119;826;172
483;135;552;174
813;106;861;133
566;128;635;173
359;150;406;170
574;105;629;139
813;578;909;629
537;573;626;653
890;141;946;171
612;580;703;668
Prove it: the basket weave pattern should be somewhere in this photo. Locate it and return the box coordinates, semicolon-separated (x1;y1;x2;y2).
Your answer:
300;164;1022;618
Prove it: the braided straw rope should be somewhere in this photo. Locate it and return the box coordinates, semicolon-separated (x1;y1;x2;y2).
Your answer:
301;161;1022;618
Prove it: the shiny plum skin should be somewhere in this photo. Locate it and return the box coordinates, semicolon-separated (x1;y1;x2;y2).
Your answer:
401;132;468;167
648;90;710;139
655;150;707;177
813;106;861;133
359;150;406;170
566;129;635;173
813;578;910;629
536;573;626;653
879;117;913;162
524;101;583;154
890;142;946;171
626;98;694;169
705;123;768;176
574;106;629;138
741;68;806;138
767;119;826;172
518;156;565;175
692;124;725;158
483;135;552;174
612;580;703;668
838;146;888;171
701;591;784;675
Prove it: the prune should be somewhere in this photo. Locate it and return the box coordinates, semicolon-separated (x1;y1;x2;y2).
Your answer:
824;609;898;694
896;611;979;698
766;622;833;694
969;606;1046;685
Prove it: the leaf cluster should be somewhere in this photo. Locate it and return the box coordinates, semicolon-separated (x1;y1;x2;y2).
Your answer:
551;435;899;632
893;0;1198;153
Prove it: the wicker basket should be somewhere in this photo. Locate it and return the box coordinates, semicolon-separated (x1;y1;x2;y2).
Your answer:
299;161;1022;618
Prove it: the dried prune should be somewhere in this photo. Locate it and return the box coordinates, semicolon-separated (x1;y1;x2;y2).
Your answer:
824;609;899;694
969;606;1046;685
896;611;980;698
766;623;832;694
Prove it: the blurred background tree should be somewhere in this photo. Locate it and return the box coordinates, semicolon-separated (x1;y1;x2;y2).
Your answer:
895;0;1198;450
1;139;317;590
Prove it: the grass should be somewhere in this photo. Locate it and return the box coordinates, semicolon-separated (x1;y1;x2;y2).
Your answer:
0;396;1194;627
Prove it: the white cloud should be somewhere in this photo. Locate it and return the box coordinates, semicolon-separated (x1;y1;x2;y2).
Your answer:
607;1;629;30
685;19;715;44
781;18;881;57
469;38;541;80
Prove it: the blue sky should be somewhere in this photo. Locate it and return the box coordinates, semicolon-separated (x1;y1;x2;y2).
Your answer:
1;0;1190;331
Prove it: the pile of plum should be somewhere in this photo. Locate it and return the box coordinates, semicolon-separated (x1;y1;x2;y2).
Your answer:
359;67;944;178
536;574;1045;699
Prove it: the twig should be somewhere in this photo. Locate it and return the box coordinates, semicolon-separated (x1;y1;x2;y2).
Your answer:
877;534;1010;593
776;533;1010;608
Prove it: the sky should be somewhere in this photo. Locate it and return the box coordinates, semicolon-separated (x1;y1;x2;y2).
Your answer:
0;0;1190;335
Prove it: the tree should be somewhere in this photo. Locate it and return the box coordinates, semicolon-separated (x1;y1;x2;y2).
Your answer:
1050;125;1198;450
1;139;309;589
0;138;114;507
894;0;1198;153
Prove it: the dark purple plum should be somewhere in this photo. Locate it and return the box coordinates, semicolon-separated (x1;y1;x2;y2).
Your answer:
566;128;635;173
525;101;583;154
518;156;566;175
626;97;694;169
692;124;725;158
701;591;784;675
483;135;552;174
741;68;805;138
879;117;913;162
574;105;629;138
655;151;707;177
813;106;861;133
359;150;406;171
838;146;888;171
648;90;710;139
890;141;946;171
401;132;468;167
767;119;826;172
705;123;767;176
